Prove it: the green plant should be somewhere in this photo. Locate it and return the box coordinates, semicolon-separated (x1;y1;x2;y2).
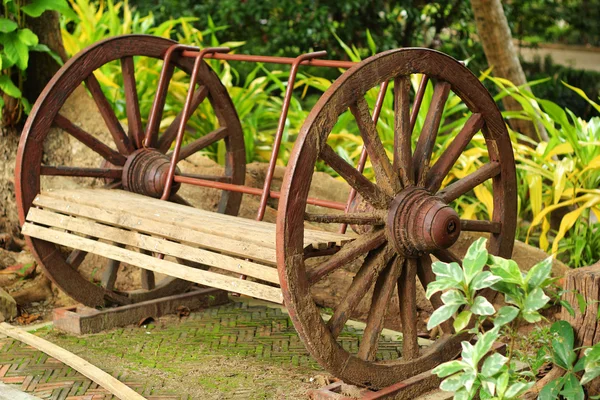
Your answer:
428;239;600;399
0;0;71;125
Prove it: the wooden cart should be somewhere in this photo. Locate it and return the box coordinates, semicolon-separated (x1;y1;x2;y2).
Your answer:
15;35;516;389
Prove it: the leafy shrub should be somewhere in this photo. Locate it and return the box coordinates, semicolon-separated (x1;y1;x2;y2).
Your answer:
0;0;71;125
429;239;600;399
59;0;600;268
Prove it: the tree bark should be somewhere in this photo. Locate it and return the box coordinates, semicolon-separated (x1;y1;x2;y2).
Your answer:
470;0;547;142
23;11;68;101
0;11;66;243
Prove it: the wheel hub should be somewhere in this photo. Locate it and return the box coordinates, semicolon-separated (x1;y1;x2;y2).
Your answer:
122;148;180;198
386;187;460;257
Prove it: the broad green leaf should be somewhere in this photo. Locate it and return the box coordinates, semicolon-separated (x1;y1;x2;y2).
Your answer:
471;296;495;316
560;373;585;400
493;306;519;327
463;237;488;284
17;28;38;46
551;321;576;369
425;278;457;299
29;44;64;65
522;311;543;323
581;367;600;385
524;287;550;312
481;352;507;377
439;372;466;392
505;382;535;398
432;360;468;378
496;372;510;397
441;290;467;306
453;310;472;332
538;376;564;400
0;18;17;33
453;388;470;400
0;75;22;98
432;261;463;283
470;271;502;291
525;257;553;288
472;328;500;366
462;369;478;392
488;255;523;285
21;0;78;20
1;31;29;69
427;304;460;330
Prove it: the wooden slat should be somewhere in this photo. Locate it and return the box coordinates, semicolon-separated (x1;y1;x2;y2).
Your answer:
22;223;284;304
40;189;350;248
27;208;280;284
0;323;146;400
32;195;278;265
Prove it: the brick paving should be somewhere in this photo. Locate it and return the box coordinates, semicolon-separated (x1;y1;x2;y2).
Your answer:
0;299;404;399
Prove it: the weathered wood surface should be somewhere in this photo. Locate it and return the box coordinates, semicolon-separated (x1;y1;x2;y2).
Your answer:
525;263;600;398
22;223;285;303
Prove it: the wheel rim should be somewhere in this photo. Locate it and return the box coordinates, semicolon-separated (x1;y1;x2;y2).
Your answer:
277;48;516;388
16;35;245;307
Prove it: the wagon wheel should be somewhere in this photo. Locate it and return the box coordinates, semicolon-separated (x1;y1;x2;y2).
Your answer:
16;35;245;307
277;48;516;388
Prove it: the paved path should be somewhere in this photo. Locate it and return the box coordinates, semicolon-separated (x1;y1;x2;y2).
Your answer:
0;299;405;399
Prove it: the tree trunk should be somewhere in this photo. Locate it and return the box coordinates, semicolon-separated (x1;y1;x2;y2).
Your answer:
0;11;66;243
23;11;68;101
557;263;600;394
470;0;547;142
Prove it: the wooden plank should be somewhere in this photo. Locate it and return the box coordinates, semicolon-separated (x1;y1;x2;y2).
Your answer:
53;288;229;335
0;322;145;400
32;195;278;265
41;189;350;247
27;208;280;284
22;223;285;304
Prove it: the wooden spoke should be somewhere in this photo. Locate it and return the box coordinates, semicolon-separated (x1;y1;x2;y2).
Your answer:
461;219;501;234
433;249;462;266
358;256;404;361
40;166;122;179
393;75;413;187
169;126;228;161
437;162;501;203
307;230;387;284
413;81;451;186
104;290;133;306
84;74;135;155
320;145;391;209
145;62;175;148
417;255;453;334
157;86;209;153
326;245;395;338
139;250;156;290
410;75;430;133
66;249;88;270
120;56;144;148
304;211;385;225
350;97;400;194
426;113;484;192
101;257;121;291
54;114;126;166
398;258;419;360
